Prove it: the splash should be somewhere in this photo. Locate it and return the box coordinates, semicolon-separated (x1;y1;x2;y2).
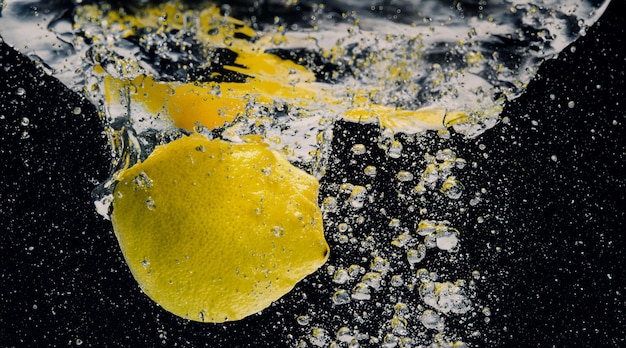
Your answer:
0;0;610;345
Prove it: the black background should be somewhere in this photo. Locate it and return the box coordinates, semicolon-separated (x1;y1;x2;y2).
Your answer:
1;0;624;346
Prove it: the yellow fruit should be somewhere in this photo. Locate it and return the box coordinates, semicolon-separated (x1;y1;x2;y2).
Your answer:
111;134;329;322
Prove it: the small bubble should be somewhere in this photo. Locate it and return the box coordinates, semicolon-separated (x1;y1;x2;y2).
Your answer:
364;165;377;177
296;315;310;326
396;171;414;182
21;117;29;126
347;185;367;209
436;229;459;252
336;327;353;342
75;338;83;346
332;289;352;305
351;283;371;300
309;328;330;347
440;176;464;199
73;107;82;115
387;140;403;158
348;264;362;277
351;143;366;155
550;155;558;162
271;226;285;237
333;269;350;284
322;197;338;213
420;310;440;329
361;272;382;290
370;256;389;273
146;197;156;210
390;275;404;287
16;87;25;96
416;220;437;236
141;258;150;269
407;245;426;265
567;101;575;108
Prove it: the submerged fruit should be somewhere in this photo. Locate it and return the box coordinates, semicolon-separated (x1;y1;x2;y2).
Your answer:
111;134;329;322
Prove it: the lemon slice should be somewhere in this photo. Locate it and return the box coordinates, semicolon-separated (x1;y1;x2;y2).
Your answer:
111;134;329;322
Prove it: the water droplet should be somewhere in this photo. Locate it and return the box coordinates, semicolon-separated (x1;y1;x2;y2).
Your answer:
567;100;575;108
73;107;82;115
21;117;29;126
16;87;25;96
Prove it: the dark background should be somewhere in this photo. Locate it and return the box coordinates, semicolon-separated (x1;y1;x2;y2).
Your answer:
1;0;624;346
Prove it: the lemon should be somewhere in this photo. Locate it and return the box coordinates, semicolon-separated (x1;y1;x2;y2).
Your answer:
111;134;329;322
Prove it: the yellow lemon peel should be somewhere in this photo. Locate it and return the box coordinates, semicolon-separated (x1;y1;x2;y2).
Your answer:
111;134;329;322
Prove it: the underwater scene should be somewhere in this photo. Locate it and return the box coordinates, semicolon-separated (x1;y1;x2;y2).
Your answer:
1;0;624;346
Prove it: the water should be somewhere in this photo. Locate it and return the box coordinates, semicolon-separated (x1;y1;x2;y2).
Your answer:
0;0;611;346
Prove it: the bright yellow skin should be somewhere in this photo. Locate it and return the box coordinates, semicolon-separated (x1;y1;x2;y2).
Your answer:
111;134;329;322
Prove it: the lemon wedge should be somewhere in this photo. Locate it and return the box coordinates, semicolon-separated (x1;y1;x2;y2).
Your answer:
111;134;329;322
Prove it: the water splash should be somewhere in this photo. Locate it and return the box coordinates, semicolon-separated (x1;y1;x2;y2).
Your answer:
0;0;611;346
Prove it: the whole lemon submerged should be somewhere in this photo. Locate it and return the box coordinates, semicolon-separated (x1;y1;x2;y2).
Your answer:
111;134;329;322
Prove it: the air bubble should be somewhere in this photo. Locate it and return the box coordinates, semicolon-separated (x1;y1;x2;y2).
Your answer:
361;272;382;290
332;269;350;284
309;328;330;347
396;171;414;182
370;256;390;273
420;309;440;330
297;315;310;326
390;275;404;287
440;176;464;199
332;289;351;305
387;140;403;158
336;327;352;342
351;282;371;300
347;185;367;209
271;226;285;237
407;245;426;265
146;197;156;210
351;143;366;155
364;165;377;177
